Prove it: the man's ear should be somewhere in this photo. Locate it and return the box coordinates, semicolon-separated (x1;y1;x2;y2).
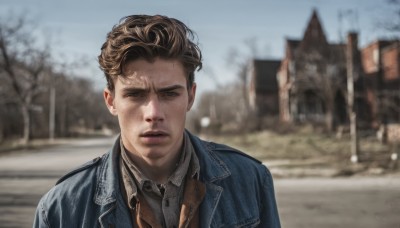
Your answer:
187;83;196;111
104;88;117;116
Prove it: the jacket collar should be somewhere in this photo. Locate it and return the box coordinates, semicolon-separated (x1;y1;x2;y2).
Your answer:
93;131;232;203
94;135;122;206
186;130;231;183
186;130;231;227
93;132;231;227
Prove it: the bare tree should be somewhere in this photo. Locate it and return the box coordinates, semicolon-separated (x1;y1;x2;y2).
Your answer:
377;0;400;35
195;83;247;133
0;14;51;144
225;38;260;129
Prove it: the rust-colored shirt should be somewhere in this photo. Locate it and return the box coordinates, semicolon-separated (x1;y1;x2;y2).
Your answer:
120;132;203;227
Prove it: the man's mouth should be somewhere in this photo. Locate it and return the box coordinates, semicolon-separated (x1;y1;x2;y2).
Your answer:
140;130;168;144
140;131;168;137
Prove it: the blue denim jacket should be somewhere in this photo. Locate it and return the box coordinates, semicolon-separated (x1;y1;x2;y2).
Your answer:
33;131;280;227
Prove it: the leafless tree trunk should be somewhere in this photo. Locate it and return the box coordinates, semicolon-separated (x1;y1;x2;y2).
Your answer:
225;38;259;130
21;104;30;143
0;15;50;144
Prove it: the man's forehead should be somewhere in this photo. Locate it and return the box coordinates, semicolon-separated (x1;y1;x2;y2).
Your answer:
118;58;188;88
117;74;186;89
118;72;145;86
122;58;185;75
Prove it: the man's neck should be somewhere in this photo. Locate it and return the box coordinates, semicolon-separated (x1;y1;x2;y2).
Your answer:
132;152;181;184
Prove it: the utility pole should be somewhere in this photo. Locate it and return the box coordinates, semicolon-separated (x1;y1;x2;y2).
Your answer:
346;33;360;163
338;9;359;43
49;75;56;142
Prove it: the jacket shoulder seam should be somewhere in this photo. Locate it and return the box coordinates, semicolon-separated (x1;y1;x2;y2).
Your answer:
209;142;262;164
56;156;102;185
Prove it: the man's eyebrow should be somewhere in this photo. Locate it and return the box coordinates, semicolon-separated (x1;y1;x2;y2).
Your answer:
122;87;149;93
156;85;185;92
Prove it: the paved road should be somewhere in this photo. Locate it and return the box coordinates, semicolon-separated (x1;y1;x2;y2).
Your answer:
0;137;116;228
0;137;399;228
275;177;400;228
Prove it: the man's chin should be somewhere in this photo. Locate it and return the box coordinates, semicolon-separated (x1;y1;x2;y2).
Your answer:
142;149;169;161
139;135;169;145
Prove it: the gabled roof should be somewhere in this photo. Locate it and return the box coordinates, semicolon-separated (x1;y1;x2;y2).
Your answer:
299;9;328;50
283;10;347;62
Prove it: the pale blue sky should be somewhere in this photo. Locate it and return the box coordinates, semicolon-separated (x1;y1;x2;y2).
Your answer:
0;0;394;98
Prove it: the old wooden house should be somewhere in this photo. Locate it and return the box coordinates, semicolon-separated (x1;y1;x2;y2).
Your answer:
249;9;400;130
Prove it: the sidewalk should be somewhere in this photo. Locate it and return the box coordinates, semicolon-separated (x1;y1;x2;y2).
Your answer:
0;135;115;155
264;157;400;178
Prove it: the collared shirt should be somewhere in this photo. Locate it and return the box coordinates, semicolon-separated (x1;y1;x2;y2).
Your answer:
120;131;200;227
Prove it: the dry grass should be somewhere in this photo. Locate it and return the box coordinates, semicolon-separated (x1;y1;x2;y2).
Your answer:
201;127;400;177
201;128;391;163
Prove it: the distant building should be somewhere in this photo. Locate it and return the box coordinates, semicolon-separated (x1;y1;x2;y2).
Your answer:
249;9;400;130
249;59;281;117
361;40;400;127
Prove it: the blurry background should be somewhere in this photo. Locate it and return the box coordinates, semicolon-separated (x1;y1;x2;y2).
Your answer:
0;0;399;227
0;0;398;138
0;0;398;141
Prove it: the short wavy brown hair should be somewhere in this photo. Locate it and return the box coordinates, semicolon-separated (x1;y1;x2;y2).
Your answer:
98;15;202;91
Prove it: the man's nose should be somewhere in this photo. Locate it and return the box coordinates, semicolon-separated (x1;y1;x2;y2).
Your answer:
144;96;164;122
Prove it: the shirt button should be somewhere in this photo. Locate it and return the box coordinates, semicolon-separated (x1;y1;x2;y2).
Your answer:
143;181;152;192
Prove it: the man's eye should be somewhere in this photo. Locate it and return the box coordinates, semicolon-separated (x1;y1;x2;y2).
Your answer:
126;92;146;98
162;91;179;97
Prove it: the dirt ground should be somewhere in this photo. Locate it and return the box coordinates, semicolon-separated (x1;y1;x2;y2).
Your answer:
202;128;400;177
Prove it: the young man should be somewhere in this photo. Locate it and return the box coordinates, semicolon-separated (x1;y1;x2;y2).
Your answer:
34;15;280;228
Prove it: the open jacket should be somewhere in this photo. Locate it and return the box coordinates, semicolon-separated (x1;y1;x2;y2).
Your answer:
33;131;281;228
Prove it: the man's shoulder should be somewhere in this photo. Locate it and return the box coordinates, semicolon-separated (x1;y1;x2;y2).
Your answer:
187;131;262;166
207;140;262;164
193;136;274;190
56;154;105;185
40;153;108;205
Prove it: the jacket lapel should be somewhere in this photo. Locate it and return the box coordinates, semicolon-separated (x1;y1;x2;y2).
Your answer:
199;183;223;227
95;136;133;227
187;131;231;227
97;195;133;228
94;137;121;206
